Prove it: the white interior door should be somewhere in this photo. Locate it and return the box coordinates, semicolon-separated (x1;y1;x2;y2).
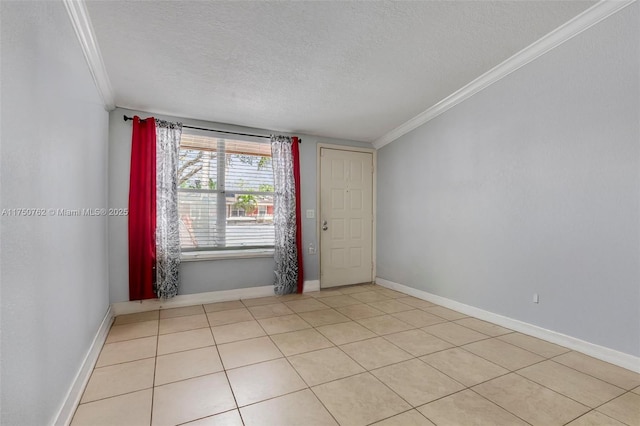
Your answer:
320;148;373;288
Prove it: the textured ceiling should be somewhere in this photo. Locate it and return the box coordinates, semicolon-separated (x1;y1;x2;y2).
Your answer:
87;1;595;142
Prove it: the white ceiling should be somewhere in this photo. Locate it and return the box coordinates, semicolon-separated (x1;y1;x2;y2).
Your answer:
86;1;595;143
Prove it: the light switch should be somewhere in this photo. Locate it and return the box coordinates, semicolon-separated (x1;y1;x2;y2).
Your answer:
306;209;315;219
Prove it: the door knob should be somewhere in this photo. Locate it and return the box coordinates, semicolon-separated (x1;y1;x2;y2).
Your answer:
322;220;328;231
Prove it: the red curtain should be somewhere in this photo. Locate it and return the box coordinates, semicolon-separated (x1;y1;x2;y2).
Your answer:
292;137;304;294
128;116;157;300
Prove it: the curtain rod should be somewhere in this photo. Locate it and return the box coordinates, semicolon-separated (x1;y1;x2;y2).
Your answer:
123;115;301;143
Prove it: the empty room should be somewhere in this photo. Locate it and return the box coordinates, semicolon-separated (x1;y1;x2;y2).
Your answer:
1;0;639;425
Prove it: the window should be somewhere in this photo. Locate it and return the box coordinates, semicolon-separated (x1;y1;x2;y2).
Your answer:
178;132;274;251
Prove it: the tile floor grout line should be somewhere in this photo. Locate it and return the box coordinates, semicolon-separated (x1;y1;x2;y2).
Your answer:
273;341;338;359
495;333;571;354
511;362;629;409
380;334;457;359
338;339;415;372
209;324;270;346
547;352;639;391
468;375;560;425
174;407;239;426
308;307;463;385
312;305;378;320
353;315;416;336
74;387;155;406
561;410;594;426
73;320;154;419
237;300;318;417
452;317;514;334
93;354;158;369
444;342;547;380
365;365;421;411
104;333;159;344
301;367;365;390
469;367;596;424
158;322;210;336
204;305;245;426
576;388;638;422
239;307;344;425
365;335;521;425
311;323;424;413
560;403;633;426
426;355;514;389
99;334;158;348
420;386;533;425
285;330;404;388
368;348;477;403
459;329;555;360
108;322;215;344
419;325;494;346
112;313;160;327
157;342;216;358
160;308;205;317
149;313;161;425
246;292;388;425
377;352;467;391
513;368;596;412
217;326;287;372
234;385;323;412
307;381;352;426
457;338;545;367
152;369;235;388
363;406;430;426
465;387;536;426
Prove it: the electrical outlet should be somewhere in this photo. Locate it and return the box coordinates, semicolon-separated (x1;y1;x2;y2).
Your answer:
306;209;315;219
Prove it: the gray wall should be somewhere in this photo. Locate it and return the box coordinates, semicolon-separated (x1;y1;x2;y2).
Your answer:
377;3;639;357
109;108;370;303
0;1;110;424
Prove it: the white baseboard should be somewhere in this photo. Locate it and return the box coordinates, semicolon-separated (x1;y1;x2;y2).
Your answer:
376;277;640;373
112;285;277;316
54;306;114;426
112;281;322;316
304;280;320;292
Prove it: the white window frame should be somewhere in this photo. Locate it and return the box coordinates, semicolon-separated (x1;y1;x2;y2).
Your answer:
178;131;275;260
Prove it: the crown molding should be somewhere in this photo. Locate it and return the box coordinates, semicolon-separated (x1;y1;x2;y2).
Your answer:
63;0;116;111
373;0;636;149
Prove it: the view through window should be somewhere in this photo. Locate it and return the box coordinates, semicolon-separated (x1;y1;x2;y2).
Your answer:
178;132;275;251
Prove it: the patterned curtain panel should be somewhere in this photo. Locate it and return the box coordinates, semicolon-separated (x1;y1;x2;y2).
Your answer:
271;136;298;295
155;120;183;298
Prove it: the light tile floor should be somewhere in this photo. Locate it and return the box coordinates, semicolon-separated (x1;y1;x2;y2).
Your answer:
71;284;640;426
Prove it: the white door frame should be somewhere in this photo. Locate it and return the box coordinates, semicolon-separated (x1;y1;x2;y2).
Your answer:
316;143;377;288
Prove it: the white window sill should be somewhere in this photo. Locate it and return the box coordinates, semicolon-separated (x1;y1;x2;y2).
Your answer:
181;249;274;262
